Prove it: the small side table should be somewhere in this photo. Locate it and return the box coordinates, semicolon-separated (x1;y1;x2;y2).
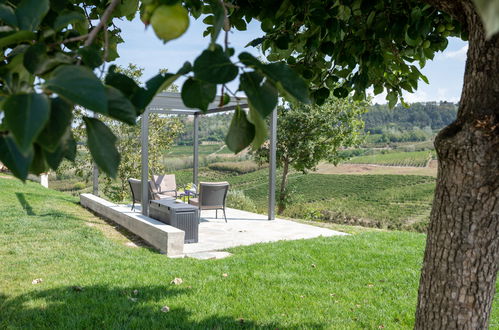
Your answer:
180;189;197;202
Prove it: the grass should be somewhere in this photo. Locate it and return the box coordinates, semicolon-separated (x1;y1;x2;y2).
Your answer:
166;144;227;157
344;151;435;167
1;177;498;328
172;168;435;232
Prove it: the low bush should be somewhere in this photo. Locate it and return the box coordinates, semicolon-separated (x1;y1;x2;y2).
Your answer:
226;190;257;212
208;160;264;174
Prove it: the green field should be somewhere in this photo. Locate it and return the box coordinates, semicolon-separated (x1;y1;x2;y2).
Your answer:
167;144;227;157
170;168;435;232
1;176;497;328
344;151;435;167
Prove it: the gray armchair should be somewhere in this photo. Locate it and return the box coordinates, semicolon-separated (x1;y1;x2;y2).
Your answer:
189;182;229;222
128;178;174;211
151;174;178;198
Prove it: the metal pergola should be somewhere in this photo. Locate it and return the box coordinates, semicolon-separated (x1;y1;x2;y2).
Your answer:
136;92;277;220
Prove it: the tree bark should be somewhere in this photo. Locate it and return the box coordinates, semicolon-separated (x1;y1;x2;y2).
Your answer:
277;159;289;214
415;2;499;329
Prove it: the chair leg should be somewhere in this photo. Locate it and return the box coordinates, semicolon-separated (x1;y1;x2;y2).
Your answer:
216;209;218;218
131;202;134;211
223;208;227;223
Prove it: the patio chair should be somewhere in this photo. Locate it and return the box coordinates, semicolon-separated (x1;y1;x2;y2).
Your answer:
128;178;173;211
151;174;178;198
189;182;229;222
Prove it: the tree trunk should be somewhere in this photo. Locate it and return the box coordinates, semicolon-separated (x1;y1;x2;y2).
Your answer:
415;4;499;329
277;159;289;214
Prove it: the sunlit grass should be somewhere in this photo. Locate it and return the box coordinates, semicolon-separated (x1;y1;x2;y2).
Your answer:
0;177;497;328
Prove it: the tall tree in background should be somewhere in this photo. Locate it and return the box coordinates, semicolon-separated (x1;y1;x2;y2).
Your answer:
69;63;183;201
253;98;367;214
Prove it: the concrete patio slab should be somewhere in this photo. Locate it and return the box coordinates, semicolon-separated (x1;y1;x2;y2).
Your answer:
81;193;347;257
182;208;348;254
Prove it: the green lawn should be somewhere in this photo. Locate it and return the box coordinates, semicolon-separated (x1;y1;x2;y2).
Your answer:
0;176;498;328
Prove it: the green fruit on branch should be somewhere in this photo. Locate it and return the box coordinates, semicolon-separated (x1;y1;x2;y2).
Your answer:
141;3;158;25
150;4;189;42
422;40;431;48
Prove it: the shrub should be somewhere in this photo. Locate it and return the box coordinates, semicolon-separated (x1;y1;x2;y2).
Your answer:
208;161;264;174
226;190;257;212
73;182;87;190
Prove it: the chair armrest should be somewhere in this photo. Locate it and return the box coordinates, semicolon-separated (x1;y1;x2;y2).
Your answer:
159;189;177;197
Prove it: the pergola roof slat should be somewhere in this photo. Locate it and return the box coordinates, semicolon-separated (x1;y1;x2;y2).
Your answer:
147;92;248;114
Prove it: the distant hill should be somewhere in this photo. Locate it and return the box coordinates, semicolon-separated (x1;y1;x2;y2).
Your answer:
363;102;458;133
175;102;459;145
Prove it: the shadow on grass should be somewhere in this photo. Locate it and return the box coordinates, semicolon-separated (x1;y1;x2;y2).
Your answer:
82;207;156;251
15;193;35;215
0;285;327;329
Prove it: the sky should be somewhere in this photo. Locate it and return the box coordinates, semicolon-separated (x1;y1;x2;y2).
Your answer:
112;15;468;104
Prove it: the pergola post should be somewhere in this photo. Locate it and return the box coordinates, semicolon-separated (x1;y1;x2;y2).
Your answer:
193;113;200;186
92;164;99;196
268;108;277;220
92;112;99;196
141;109;150;216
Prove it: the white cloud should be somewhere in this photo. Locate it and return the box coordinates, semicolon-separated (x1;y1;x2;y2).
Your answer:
402;90;429;103
442;45;468;60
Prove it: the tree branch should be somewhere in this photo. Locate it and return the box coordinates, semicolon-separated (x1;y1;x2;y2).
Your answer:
421;0;467;27
84;0;121;47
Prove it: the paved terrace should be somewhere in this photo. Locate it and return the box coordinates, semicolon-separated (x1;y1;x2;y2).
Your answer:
80;194;347;259
184;208;347;255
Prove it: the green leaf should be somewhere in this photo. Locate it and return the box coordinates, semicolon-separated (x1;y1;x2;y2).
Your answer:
36;97;72;152
0;135;33;180
0;4;18;27
77;45;103;69
177;61;192;75
53;9;86;31
43;143;65;170
405;30;420;47
83;117;120;178
239;71;278;118
193;46;238;84
30;143;49;175
106;86;137;125
386;91;398;109
225;106;255;154
239;52;310;104
131;72;179;113
264;63;310;103
45;65;107;114
238;52;261;67
0;30;36;49
15;0;49;31
181;77;216;111
114;0;139;18
207;0;225;45
105;65;140;97
473;0;499;38
247;105;267;149
333;87;349;98
4;93;50;153
63;132;77;161
23;43;73;75
43;128;73;169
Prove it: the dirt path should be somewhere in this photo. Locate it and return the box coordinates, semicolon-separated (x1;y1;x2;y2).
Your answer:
315;163;437;177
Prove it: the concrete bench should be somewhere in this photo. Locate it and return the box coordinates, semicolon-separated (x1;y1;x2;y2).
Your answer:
80;194;184;257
